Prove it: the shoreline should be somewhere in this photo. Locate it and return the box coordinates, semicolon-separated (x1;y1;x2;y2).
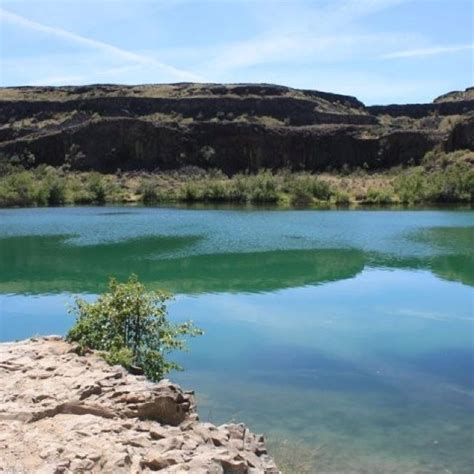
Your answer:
0;200;473;211
0;336;279;473
1;149;473;209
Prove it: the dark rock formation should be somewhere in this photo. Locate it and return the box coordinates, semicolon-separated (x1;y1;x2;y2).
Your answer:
367;100;474;119
0;83;472;173
446;116;474;151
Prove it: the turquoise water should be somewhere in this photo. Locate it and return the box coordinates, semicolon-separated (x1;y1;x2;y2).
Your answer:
0;207;473;472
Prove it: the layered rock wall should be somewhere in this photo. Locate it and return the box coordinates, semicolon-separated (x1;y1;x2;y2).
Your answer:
0;83;472;173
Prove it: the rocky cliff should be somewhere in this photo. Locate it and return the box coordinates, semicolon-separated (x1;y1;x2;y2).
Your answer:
0;336;279;473
0;83;472;173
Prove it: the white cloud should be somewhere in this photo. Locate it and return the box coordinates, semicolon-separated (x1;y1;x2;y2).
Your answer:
1;0;470;105
382;43;474;59
0;7;204;82
188;0;417;75
204;33;418;73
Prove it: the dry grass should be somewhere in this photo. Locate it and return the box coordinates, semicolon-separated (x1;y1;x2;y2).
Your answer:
0;84;366;117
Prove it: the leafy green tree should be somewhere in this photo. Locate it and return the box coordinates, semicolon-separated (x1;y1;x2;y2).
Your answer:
67;275;203;381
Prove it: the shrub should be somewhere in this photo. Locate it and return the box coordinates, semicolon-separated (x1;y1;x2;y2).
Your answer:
181;181;203;201
311;179;333;200
333;190;351;205
340;163;351;176
0;153;21;175
0;171;38;206
364;188;395;205
46;179;66;205
67;275;203;381
141;181;160;204
202;180;229;201
426;163;474;202
228;175;249;202
290;187;313;207
394;168;426;203
285;174;333;203
395;161;474;204
88;174;106;204
247;172;279;203
200;145;216;162
421;150;436;168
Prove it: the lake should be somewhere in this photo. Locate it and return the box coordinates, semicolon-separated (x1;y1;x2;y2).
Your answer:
0;206;473;473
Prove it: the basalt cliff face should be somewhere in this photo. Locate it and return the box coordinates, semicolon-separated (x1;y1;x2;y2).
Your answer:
0;337;279;473
0;83;473;173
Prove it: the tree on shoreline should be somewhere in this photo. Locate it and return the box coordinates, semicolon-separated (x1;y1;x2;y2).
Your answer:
67;274;203;381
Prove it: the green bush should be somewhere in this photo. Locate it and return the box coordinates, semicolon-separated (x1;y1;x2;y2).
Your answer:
0;171;38;207
141;181;160;204
364;188;395;205
202;180;230;202
333;190;351;205
227;176;248;202
395;162;474;203
87;174;106;204
46;179;66;205
394;168;426;203
248;173;279;203
286;175;333;204
290;187;313;207
421;150;437;168
426;163;474;202
181;181;203;201
67;275;203;381
311;179;333;201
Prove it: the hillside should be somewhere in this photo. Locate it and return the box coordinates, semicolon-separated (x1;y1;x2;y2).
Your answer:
0;83;473;174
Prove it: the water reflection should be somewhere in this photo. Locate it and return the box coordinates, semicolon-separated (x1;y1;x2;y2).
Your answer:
0;229;473;295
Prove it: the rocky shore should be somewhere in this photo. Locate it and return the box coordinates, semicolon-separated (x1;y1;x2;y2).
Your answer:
0;336;279;473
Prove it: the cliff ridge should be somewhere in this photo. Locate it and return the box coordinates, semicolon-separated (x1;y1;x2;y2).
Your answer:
0;83;472;173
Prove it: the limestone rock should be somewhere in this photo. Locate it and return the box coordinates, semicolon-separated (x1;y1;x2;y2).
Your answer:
0;337;279;473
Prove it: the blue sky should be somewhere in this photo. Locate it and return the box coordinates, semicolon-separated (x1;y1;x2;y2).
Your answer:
0;0;472;104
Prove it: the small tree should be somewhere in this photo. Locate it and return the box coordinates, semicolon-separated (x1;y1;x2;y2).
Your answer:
67;275;203;381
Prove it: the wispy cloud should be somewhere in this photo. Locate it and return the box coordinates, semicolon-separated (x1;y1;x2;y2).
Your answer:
205;33;417;73
1;0;471;104
195;0;417;74
382;43;474;59
0;7;204;82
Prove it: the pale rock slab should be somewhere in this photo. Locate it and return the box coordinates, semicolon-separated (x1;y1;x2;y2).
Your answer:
0;337;279;473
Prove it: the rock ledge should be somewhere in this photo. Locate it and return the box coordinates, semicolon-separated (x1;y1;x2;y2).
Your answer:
0;336;279;473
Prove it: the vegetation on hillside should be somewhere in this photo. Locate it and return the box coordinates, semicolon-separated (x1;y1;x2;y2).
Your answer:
0;150;472;208
67;275;203;381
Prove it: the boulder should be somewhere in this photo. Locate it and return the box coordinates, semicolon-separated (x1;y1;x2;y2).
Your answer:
0;337;279;473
